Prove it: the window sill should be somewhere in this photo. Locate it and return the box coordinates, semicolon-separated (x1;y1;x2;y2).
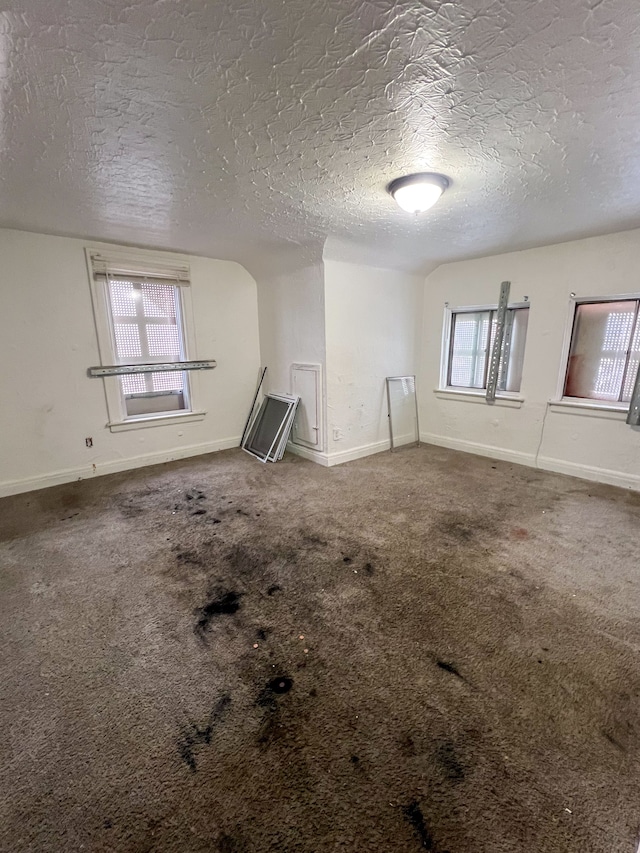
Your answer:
107;411;206;432
548;400;627;420
434;389;524;409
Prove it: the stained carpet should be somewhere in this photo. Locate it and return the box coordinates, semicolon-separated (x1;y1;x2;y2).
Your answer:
1;446;639;852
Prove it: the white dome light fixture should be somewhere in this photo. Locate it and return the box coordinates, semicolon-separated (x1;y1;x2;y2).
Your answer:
387;172;450;214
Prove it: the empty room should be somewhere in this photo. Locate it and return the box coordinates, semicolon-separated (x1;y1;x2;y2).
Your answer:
2;1;640;851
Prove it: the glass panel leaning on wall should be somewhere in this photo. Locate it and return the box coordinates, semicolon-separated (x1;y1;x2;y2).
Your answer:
564;300;640;403
447;307;529;393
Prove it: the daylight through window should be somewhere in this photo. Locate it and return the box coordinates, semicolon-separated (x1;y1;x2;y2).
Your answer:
447;307;529;393
564;299;640;403
107;277;190;418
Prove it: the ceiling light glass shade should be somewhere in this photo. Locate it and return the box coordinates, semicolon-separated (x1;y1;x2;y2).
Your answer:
388;173;450;213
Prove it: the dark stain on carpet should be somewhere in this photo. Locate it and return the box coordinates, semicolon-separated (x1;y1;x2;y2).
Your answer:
256;675;294;747
178;693;231;772
266;584;282;596
434;739;465;782
258;676;293;704
436;660;463;679
399;733;418;757
435;511;497;545
302;531;327;547
194;590;242;638
218;833;246;852
227;543;269;577
177;550;201;566
401;800;438;850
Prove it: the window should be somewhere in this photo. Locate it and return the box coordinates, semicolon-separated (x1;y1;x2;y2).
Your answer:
564;299;640;404
446;306;529;393
107;277;190;417
87;250;203;430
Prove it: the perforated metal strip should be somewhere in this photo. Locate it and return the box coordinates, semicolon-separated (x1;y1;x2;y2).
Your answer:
88;360;216;377
486;281;511;403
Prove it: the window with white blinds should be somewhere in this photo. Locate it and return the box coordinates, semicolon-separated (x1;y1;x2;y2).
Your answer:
447;306;529;393
564;299;640;403
106;277;190;416
87;248;197;426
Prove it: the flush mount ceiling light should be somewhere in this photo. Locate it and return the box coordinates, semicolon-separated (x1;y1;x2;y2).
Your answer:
387;172;450;214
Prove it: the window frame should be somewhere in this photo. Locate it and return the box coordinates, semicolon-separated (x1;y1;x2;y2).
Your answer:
439;301;529;399
555;292;640;413
86;248;205;432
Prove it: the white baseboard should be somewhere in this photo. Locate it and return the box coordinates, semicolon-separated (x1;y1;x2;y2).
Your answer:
537;455;640;491
420;431;640;492
326;438;391;466
290;434;417;468
0;436;241;498
419;432;536;467
286;442;330;467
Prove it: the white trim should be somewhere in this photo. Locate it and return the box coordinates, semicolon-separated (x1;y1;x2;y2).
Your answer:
289;435;420;468
571;291;640;304
0;436;241;498
434;389;524;408
548;400;627;420
286;442;330;467
537;455;640;491
420;432;535;466
439;304;453;389
555;295;578;400
326;438;391;466
420;432;640;492
290;362;324;450
87;246;191;283
107;411;207;432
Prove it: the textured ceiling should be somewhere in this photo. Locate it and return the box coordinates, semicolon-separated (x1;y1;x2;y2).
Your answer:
1;0;640;273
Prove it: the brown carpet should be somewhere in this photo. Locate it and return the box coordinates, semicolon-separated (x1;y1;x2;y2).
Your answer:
1;445;639;852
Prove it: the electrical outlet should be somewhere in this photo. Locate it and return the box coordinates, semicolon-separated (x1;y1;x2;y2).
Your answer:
333;428;343;441
85;437;93;448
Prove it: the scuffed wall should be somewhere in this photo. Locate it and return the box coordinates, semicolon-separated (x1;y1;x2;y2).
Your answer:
0;229;260;496
420;228;640;490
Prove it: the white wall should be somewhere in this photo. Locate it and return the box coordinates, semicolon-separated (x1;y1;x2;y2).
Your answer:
420;228;640;490
0;229;260;496
324;258;423;463
255;259;327;451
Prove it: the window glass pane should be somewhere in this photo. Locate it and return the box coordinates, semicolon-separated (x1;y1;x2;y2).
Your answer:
120;373;147;395
108;280;137;316
449;311;491;388
565;301;636;401
141;283;178;318
113;323;142;359
105;275;191;419
146;323;181;358
152;371;185;393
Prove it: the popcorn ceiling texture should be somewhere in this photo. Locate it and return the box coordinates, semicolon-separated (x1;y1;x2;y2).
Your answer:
0;0;639;271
